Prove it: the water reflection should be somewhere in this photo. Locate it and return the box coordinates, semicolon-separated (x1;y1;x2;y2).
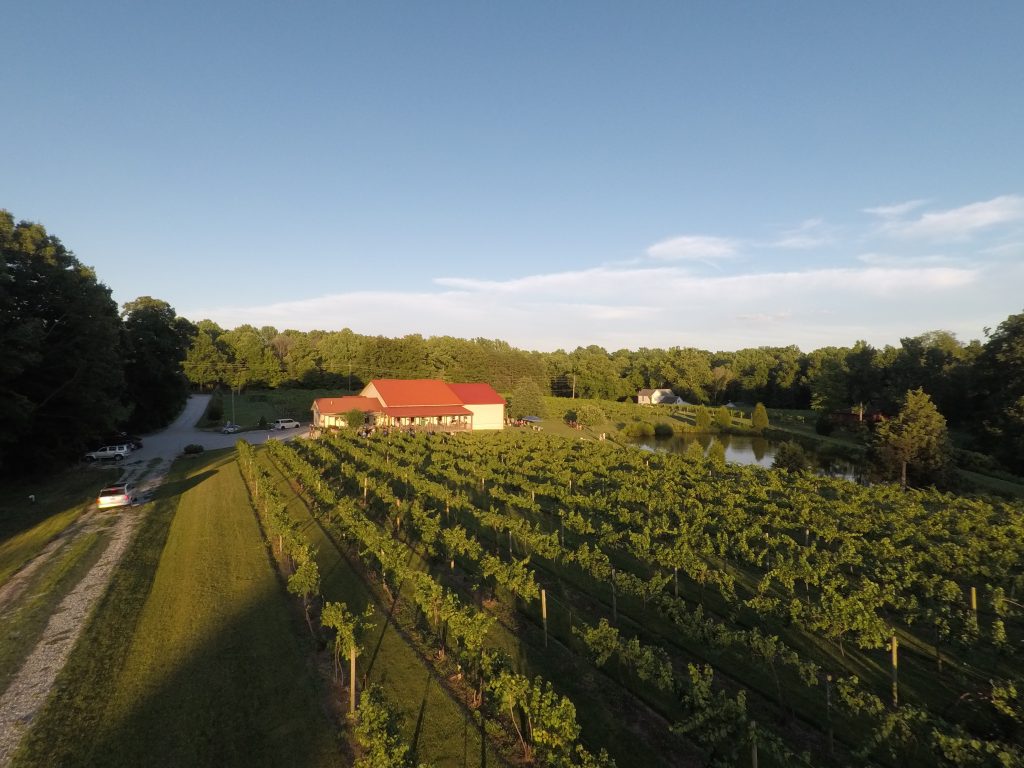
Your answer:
628;434;861;480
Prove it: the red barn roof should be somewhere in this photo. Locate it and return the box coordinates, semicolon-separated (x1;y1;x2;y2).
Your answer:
448;382;506;405
313;396;382;415
368;379;463;407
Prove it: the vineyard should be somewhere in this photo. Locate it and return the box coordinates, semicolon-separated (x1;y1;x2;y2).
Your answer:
246;429;1023;767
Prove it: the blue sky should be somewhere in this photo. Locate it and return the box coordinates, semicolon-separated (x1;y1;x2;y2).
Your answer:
4;1;1023;351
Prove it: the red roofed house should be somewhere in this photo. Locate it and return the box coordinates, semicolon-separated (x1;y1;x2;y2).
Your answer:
311;396;382;430
311;379;506;432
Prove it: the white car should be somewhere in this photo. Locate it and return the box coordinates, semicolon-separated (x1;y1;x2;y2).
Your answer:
271;419;300;430
97;483;137;509
84;445;131;462
221;423;241;434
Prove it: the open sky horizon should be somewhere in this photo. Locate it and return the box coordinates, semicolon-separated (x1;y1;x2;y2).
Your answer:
4;1;1023;353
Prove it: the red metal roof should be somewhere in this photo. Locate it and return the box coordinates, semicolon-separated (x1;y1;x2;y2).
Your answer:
382;405;472;418
367;379;462;407
448;382;506;405
313;396;382;414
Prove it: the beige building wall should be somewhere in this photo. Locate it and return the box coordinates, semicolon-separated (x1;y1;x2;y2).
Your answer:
466;403;505;430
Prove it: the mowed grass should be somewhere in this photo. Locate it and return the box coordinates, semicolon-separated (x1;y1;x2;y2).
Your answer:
0;467;120;586
258;451;503;768
199;388;342;429
14;450;342;768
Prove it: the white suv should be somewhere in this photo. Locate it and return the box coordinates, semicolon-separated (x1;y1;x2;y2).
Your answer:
271;419;300;430
84;444;131;462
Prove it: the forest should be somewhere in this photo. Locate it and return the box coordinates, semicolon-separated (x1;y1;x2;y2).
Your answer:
3;208;1023;476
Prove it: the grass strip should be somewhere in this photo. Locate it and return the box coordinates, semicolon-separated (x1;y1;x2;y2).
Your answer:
14;450;342;768
0;468;120;586
258;451;503;768
0;527;108;696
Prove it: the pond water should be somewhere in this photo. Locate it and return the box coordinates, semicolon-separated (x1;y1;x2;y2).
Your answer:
626;433;861;480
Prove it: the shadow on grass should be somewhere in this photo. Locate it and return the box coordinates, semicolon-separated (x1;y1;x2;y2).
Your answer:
147;470;217;503
15;594;340;768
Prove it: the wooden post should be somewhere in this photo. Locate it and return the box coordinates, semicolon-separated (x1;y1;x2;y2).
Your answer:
508;529;514;559
541;589;548;647
363;477;368;502
750;720;758;768
970;586;978;617
825;674;834;755
350;647;357;714
611;569;618;625
891;634;899;708
531;489;535;504
674;567;679;598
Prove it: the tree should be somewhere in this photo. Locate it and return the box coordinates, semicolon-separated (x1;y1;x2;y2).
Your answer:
975;310;1024;472
183;321;228;390
715;406;732;431
575;403;605;428
121;297;195;431
772;441;810;473
875;388;950;488
751;402;769;433
508;379;547;420
345;408;367;429
0;210;126;473
694;406;712;431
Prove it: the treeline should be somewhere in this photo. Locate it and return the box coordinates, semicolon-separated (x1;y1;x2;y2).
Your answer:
0;211;194;474
184;313;1024;472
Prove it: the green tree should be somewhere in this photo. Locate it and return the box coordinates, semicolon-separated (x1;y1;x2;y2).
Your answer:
976;310;1024;472
772;441;810;473
0;211;126;473
751;402;769;433
575;403;605;428
183;320;228;390
875;388;950;488
715;406;732;431
345;408;367;429
121;297;195;431
694;406;712;431
508;379;547;419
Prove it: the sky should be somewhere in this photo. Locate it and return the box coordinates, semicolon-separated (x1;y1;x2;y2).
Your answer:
3;1;1023;353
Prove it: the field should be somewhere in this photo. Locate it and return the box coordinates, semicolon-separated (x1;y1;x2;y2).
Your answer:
4;421;1021;767
12;451;342;768
258;429;1024;767
197;387;343;429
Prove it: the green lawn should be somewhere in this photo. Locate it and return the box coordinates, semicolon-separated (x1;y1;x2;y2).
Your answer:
0;467;120;587
199;388;342;429
14;450;342;768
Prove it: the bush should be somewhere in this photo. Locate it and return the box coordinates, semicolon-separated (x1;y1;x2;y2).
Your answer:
624;421;654;439
772;441;810;473
205;393;223;423
715;406;732;430
694;406;711;431
815;414;835;436
653;422;674;438
257;416;268;429
183;444;204;455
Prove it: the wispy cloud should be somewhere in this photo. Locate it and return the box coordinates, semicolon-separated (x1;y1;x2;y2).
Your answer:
645;235;738;261
771;218;833;249
863;199;928;218
857;252;959;267
882;195;1024;240
187;263;983;352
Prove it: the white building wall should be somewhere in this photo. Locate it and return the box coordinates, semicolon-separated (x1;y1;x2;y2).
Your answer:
466;403;505;430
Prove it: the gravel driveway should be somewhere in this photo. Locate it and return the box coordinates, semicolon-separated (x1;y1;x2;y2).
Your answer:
0;394;307;766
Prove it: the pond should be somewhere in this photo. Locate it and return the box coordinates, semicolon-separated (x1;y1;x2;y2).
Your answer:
626;433;861;480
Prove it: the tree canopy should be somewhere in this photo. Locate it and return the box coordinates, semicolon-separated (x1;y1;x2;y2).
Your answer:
874;388;950;488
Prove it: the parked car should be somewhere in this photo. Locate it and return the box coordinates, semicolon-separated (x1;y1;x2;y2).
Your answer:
84;445;131;462
102;433;143;449
271;418;300;430
221;423;240;434
97;483;137;509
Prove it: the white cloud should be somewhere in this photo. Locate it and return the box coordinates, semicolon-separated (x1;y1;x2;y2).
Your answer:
863;199;928;218
772;218;833;249
857;252;959;267
883;195;1024;240
186;263;983;352
645;235;738;261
